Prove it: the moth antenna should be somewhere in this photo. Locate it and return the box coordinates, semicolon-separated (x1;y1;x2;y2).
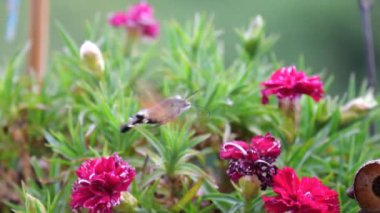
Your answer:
185;86;206;100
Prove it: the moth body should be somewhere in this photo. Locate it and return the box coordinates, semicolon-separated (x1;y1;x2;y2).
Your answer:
120;96;191;133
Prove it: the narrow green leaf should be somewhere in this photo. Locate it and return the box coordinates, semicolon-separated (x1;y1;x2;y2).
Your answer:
172;178;203;212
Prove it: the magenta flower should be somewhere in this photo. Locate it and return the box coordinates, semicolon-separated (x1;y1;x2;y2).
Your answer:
70;153;135;213
108;11;128;27
263;167;340;213
108;2;159;39
220;133;281;189
261;66;324;105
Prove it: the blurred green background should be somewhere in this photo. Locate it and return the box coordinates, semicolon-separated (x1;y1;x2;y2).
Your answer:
0;0;379;94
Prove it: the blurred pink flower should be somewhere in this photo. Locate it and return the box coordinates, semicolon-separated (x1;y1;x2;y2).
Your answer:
261;66;324;104
71;153;135;213
220;133;281;189
108;2;159;39
108;11;128;27
263;167;340;213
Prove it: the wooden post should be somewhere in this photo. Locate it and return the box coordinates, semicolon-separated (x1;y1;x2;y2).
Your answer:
28;0;49;90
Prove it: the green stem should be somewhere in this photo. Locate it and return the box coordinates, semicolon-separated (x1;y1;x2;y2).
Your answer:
124;31;139;57
279;97;300;142
243;200;252;213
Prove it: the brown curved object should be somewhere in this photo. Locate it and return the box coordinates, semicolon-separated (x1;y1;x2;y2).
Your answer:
353;160;380;213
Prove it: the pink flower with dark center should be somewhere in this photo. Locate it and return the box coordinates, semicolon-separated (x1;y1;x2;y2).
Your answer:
70;153;135;213
251;133;281;163
261;66;324;105
220;133;281;189
108;2;159;39
263;167;340;213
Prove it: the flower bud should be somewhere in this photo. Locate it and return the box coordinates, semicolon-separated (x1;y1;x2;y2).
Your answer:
114;192;138;213
245;15;264;39
79;41;105;74
239;15;264;58
340;89;377;125
238;175;261;201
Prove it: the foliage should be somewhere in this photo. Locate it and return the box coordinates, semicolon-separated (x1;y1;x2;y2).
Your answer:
0;13;379;213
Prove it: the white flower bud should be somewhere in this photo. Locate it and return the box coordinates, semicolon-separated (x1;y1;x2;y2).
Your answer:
237;15;266;59
342;89;377;113
340;89;377;125
244;15;264;41
79;41;105;74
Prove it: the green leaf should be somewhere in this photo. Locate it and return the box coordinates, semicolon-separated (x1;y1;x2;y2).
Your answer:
135;126;165;158
56;22;79;57
25;193;47;213
172;178;203;212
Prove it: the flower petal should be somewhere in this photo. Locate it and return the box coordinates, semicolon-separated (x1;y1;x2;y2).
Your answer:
261;66;324;104
220;141;250;160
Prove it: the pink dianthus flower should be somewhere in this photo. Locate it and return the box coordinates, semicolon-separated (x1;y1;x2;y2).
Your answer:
70;153;135;213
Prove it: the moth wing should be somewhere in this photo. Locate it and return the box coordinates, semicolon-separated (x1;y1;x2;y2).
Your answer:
146;99;177;124
134;81;163;109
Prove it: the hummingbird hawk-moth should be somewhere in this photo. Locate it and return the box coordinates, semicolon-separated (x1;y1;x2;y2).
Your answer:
120;95;191;133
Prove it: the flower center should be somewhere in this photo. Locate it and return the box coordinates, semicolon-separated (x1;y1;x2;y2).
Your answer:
372;176;380;197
